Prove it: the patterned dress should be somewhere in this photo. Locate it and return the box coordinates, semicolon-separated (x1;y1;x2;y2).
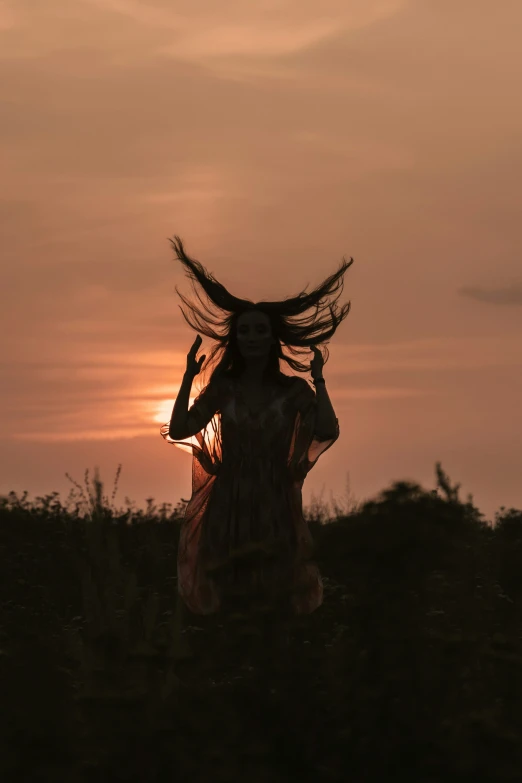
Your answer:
161;373;339;616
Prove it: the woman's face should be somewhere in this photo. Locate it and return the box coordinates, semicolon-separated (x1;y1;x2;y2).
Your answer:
236;310;274;358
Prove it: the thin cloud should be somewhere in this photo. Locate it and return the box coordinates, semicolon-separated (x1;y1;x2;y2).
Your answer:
457;282;522;306
4;334;522;444
154;1;409;64
2;0;408;64
87;0;407;39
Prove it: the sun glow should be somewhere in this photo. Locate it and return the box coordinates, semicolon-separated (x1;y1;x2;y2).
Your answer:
152;397;217;451
153;396;199;450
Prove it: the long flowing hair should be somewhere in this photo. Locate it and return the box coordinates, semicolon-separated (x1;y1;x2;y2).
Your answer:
169;235;354;392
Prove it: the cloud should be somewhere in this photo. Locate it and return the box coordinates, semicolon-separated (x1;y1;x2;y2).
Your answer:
87;0;408;41
0;0;408;66
151;0;410;81
457;281;522;306
4;332;522;444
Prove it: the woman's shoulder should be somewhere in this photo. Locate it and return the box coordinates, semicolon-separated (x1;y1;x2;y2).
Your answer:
284;375;315;404
289;374;313;390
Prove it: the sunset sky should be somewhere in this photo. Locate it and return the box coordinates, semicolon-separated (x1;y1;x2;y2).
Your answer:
2;0;521;523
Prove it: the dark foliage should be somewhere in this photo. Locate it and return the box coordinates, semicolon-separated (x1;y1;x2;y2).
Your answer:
1;462;521;782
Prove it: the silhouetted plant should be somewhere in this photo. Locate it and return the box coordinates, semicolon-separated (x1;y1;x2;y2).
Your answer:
1;461;522;781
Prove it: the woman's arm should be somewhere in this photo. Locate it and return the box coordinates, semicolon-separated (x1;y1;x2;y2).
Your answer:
169;375;222;440
168;371;195;439
313;377;338;439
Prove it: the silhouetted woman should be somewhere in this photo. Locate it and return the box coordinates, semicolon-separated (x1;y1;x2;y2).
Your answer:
161;236;353;635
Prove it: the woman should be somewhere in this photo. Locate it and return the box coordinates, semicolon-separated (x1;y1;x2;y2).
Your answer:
161;235;353;628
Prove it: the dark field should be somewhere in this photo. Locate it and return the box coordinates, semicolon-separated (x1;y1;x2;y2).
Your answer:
1;462;521;782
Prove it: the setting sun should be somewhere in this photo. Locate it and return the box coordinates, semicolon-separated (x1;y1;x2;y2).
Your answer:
152;396;218;452
152;396;198;450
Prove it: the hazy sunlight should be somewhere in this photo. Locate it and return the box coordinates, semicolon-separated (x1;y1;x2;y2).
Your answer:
152;397;217;451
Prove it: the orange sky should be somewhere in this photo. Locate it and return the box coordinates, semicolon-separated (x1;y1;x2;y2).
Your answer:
2;0;521;523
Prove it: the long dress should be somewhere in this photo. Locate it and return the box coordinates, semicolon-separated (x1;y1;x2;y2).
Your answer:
160;372;339;617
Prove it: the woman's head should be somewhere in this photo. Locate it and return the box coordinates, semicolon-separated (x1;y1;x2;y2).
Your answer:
168;235;354;388
236;309;276;357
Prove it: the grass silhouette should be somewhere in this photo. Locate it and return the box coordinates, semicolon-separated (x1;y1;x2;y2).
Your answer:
1;462;521;782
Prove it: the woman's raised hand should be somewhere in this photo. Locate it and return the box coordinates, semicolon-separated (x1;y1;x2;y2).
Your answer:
185;334;206;377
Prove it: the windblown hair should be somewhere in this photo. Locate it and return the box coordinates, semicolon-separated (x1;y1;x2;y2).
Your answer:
169;235;353;392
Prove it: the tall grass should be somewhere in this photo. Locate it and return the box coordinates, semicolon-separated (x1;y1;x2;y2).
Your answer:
1;461;522;782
